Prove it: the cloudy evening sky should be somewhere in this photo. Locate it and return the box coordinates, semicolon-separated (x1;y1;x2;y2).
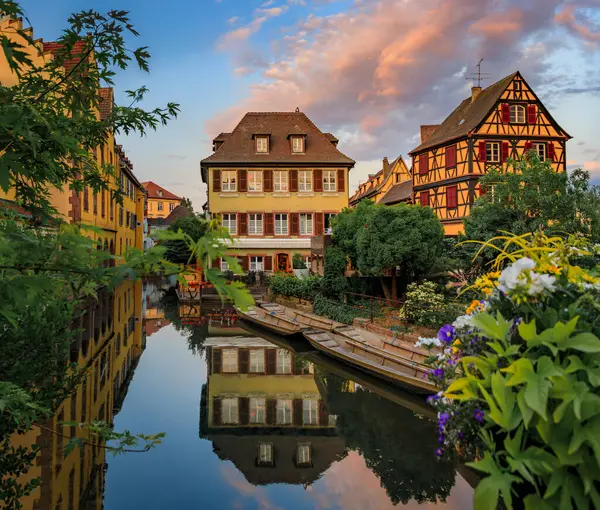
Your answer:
20;0;600;209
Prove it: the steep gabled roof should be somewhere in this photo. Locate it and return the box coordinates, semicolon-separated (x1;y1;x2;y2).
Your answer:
141;181;181;201
349;156;406;204
379;181;413;205
201;112;354;169
163;205;192;225
409;72;518;155
43;40;88;73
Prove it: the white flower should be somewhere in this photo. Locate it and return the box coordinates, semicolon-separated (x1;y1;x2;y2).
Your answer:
528;272;556;295
498;258;536;293
452;315;472;330
416;337;442;348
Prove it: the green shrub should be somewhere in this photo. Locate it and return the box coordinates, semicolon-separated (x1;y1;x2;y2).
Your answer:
399;280;459;328
323;246;349;298
313;295;365;325
268;273;322;300
292;253;307;269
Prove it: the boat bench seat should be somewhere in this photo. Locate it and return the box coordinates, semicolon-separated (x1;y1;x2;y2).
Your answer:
345;338;429;374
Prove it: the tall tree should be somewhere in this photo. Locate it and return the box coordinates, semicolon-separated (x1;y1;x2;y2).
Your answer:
180;197;194;213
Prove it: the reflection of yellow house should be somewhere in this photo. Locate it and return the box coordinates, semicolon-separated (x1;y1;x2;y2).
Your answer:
200;337;346;486
0;17;146;254
349;156;412;207
13;281;145;510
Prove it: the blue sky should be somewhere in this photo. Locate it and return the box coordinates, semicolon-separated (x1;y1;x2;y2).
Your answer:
20;0;600;209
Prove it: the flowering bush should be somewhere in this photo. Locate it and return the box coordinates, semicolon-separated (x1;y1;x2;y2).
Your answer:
423;232;600;509
399;280;461;328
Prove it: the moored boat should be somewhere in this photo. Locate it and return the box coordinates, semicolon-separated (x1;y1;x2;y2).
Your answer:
235;305;308;338
261;303;343;331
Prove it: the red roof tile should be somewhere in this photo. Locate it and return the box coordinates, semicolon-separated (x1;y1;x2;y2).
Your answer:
141;181;182;201
43;40;88;74
98;87;113;120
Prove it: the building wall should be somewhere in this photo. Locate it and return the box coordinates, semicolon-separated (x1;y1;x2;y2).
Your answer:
350;158;411;207
146;197;181;219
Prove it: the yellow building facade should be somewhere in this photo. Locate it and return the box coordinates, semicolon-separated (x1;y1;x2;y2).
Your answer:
141;181;182;219
409;72;571;236
201;112;355;272
349;156;413;207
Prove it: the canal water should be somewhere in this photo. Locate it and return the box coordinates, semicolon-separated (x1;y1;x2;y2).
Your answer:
16;281;474;510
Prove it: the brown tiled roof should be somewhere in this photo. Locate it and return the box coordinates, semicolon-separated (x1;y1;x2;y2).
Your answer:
43;40;88;73
201;112;355;167
379;181;413;205
163;205;192;225
409;72;518;155
98;87;113;120
350;156;402;203
323;133;339;143
141;181;182;200
420;124;440;144
214;133;231;142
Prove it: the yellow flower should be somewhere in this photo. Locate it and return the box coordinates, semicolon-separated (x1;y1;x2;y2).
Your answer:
466;300;481;315
453;339;461;346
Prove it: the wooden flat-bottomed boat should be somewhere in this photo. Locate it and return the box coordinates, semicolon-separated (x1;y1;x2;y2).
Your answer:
261;303;343;331
302;329;436;394
235;305;308;338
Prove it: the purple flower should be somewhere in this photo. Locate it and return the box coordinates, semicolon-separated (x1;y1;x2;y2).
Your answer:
458;431;465;440
438;435;445;444
474;409;485;423
447;359;456;366
426;394;439;404
438;412;450;428
432;368;444;378
435;448;444;457
438;324;455;344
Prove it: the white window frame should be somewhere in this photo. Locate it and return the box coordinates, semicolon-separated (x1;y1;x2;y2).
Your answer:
276;349;292;374
323;170;337;192
258;442;273;464
534;143;547;162
256;136;269;154
248;170;263;192
510;105;526;124
277;399;292;425
157;202;163;211
248;213;263;236
221;397;239;424
486;142;500;163
298;170;312;192
274;171;288;193
302;399;318;425
297;443;311;465
328;414;337;426
222;170;237;192
291;136;304;153
250;397;266;424
169;202;175;212
222;213;237;235
249;349;265;373
220;260;229;272
299;213;313;236
222;348;238;373
249;256;263;272
274;214;288;236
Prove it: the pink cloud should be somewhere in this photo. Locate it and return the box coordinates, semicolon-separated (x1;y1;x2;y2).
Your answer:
555;3;600;44
584;161;600;173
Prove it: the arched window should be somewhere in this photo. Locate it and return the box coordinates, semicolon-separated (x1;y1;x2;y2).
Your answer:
510;105;525;124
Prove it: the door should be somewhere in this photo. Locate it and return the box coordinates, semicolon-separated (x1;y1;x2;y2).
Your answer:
276;253;289;272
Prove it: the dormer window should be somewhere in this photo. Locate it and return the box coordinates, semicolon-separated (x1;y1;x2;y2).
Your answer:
291;136;304;154
157;190;163;197
256;136;269;153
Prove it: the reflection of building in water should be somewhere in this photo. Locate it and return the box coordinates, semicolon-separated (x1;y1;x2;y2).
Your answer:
12;280;145;510
200;337;346;486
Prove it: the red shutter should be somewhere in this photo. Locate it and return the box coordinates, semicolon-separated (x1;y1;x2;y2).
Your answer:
241;255;249;272
266;399;276;425
264;256;273;271
446;186;457;209
290;170;298;192
264;213;274;235
478;141;487;162
238;213;248;236
315;213;324;235
238;169;247;192
420;191;429;207
314;169;323;192
419;154;429;175
337;169;345;192
501;103;510;124
239;348;249;374
445;146;456;168
293;399;303;426
318;400;329;426
527;105;537;124
524;141;533;152
479;185;487;197
239;397;249;425
291;213;300;236
213;170;221;192
501;142;510;163
212;348;222;374
547;142;555;162
212;397;222;425
213;257;221;269
266;349;276;374
263;170;273;192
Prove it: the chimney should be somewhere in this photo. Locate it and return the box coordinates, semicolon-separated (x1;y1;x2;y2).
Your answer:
382;157;390;177
471;86;482;103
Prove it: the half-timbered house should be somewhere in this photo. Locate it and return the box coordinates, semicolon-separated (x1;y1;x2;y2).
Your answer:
349;156;412;207
408;71;571;235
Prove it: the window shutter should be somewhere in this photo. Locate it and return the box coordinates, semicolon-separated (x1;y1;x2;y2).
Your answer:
290;169;298;192
212;397;222;425
239;348;249;374
447;186;457;209
264;213;274;235
239;397;249;425
524;141;533;152
264;256;273;271
239;213;248;236
266;349;276;374
501;103;510;123
266;399;276;425
445;145;456;168
337;169;345;192
238;169;247;192
547;142;555;162
501;142;510;163
420;191;429;207
293;399;303;426
419;154;429;175
527;105;537;124
314;169;323;192
478;141;487;162
213;257;221;269
319;400;328;426
315;213;324;235
291;213;300;236
263;170;273;192
212;348;222;374
479;185;487;197
213;170;221;192
241;255;249;272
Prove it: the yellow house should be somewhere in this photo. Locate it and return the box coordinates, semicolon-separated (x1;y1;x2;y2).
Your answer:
141;181;182;219
408;71;571;236
0;17;146;254
201;111;355;273
349;156;412;207
12;280;145;510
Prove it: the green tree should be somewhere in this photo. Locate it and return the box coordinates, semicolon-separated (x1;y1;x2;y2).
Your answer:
180;197;194;213
163;215;208;264
332;200;373;267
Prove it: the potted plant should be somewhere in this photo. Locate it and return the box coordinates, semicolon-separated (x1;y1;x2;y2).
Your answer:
292;253;309;279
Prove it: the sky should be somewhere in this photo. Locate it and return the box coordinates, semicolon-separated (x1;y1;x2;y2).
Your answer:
19;0;600;210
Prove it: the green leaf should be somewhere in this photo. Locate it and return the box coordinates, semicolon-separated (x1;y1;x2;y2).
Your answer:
562;333;600;353
471;312;511;342
517;390;534;428
518;319;538;342
524;494;553;510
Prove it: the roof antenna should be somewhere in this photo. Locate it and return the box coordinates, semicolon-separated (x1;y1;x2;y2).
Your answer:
295;107;300;112
466;59;491;88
